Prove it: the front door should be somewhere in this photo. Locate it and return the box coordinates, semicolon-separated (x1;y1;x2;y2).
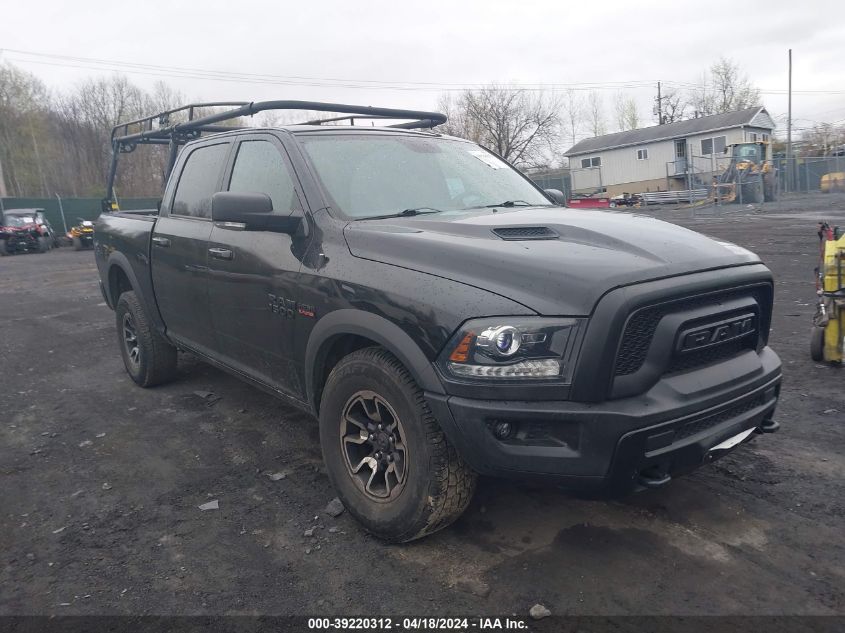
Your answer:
674;139;687;174
205;134;311;398
151;140;231;355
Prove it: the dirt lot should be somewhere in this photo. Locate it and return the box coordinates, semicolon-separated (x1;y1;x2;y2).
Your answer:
2;193;845;619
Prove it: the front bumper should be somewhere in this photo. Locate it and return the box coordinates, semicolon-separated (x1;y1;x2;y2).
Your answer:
426;346;781;496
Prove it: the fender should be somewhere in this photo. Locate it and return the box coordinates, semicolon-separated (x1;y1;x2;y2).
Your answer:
305;309;446;413
104;251;168;337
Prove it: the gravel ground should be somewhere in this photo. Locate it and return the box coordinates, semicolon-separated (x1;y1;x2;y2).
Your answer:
2;192;845;620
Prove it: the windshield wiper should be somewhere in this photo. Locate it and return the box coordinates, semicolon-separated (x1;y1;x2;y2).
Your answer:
360;207;444;220
470;200;538;209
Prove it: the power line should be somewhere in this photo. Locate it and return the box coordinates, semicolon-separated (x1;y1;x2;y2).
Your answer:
2;48;663;91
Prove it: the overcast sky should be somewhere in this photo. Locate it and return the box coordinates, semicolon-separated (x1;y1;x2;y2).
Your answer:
2;0;843;145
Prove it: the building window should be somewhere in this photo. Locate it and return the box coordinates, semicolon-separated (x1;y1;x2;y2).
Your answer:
637;149;648;160
580;156;601;168
701;135;727;155
762;133;769;142
748;132;758;142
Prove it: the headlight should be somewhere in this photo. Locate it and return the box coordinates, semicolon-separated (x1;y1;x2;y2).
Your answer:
438;317;584;383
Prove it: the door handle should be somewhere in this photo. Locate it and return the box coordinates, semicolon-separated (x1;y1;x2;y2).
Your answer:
151;236;170;247
208;247;234;261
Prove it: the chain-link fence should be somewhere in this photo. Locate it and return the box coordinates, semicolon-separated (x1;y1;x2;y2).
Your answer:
775;156;845;195
527;168;571;199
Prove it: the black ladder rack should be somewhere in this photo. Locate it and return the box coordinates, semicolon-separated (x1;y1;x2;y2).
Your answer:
105;100;447;210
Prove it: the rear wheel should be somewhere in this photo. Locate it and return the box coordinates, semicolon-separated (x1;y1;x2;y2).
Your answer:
741;180;762;204
319;347;476;542
763;177;778;202
115;291;177;387
811;326;825;362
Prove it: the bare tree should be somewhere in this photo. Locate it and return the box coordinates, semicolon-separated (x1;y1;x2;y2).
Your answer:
613;92;640;131
560;88;583;148
585;91;606;137
801;122;845;156
437;85;562;168
689;58;761;116
0;63;50;196
659;88;687;124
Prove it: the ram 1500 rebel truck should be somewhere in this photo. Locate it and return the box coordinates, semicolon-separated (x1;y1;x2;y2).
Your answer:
95;101;781;542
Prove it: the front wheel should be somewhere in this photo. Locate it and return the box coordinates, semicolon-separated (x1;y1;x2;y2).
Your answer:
115;291;177;387
319;347;476;542
0;239;8;256
72;236;82;251
811;326;825;362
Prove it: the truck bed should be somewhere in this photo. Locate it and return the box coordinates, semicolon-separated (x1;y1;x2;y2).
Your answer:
94;212;156;313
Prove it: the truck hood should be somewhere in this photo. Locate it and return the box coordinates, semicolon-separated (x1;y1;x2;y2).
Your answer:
343;207;760;315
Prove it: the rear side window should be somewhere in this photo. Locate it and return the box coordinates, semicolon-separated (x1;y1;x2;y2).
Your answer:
228;140;300;215
171;143;229;218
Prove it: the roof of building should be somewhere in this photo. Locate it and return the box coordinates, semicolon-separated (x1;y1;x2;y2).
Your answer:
565;106;774;156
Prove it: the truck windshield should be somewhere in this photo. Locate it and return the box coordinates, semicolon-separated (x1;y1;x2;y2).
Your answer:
298;134;552;219
3;215;35;227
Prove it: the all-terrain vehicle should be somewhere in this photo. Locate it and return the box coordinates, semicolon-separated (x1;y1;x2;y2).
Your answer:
811;222;845;362
0;209;52;256
68;219;95;250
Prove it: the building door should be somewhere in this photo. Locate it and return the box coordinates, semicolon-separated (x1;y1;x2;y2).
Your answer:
674;139;687;174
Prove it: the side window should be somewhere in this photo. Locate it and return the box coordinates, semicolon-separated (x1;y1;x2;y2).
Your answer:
171;143;229;218
228;140;300;215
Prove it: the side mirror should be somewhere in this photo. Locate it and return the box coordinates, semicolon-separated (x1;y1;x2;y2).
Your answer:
544;188;567;205
211;191;302;234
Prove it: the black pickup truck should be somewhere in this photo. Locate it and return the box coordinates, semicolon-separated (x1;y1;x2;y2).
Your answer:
95;101;781;542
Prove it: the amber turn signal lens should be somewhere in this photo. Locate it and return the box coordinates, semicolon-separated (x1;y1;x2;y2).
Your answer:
449;332;475;362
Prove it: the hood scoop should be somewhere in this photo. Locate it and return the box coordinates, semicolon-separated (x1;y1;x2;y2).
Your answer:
492;226;558;241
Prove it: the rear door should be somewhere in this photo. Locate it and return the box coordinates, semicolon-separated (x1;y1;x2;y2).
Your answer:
151;140;231;355
206;133;311;397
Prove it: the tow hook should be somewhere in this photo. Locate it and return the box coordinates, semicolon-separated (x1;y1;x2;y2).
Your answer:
637;466;672;489
756;418;780;434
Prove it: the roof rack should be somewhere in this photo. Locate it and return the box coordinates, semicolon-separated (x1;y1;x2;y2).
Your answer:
105;100;447;208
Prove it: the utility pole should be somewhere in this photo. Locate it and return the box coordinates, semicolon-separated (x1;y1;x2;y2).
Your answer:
655;81;664;125
787;49;793;192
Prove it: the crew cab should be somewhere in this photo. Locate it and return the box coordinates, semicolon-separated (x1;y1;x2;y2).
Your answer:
94;101;781;542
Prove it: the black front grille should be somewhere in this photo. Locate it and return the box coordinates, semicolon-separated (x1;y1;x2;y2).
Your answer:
666;336;754;374
614;305;664;375
614;288;768;377
674;393;766;441
492;226;558;240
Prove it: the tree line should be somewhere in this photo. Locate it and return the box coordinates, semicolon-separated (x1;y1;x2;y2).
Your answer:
3;56;834;199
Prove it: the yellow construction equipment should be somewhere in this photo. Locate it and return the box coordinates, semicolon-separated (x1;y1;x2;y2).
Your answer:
811;223;845;362
821;172;845;194
715;141;778;204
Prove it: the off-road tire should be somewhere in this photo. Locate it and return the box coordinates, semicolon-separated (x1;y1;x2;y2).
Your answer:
0;239;8;256
741;181;762;204
764;179;778;202
72;237;82;251
319;347;476;542
37;236;50;253
810;326;825;362
115;290;177;387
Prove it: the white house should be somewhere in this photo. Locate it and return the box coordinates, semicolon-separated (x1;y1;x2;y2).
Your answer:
564;106;776;197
